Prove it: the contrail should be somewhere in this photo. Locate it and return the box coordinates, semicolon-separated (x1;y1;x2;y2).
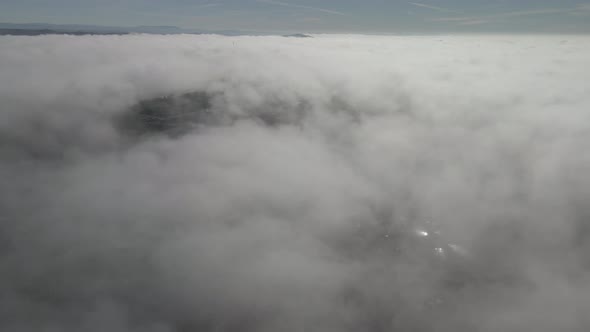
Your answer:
408;2;457;13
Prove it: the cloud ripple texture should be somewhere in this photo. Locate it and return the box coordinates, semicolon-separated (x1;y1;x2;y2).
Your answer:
1;34;590;332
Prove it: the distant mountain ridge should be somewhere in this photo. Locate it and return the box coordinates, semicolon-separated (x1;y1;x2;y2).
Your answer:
0;28;129;36
0;22;269;36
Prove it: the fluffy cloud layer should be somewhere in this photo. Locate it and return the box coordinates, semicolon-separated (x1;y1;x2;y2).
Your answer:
1;34;590;332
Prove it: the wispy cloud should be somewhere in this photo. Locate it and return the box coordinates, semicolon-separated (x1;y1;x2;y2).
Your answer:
568;3;590;16
257;0;347;16
456;19;489;26
195;3;222;9
430;4;590;25
408;2;458;13
135;2;222;18
498;8;575;18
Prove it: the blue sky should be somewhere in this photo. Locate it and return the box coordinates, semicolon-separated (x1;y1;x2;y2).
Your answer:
1;0;589;33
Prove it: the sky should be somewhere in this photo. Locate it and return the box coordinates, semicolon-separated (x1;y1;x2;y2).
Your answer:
1;0;590;33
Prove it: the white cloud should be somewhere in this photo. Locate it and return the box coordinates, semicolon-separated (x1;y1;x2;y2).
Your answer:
1;33;590;331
